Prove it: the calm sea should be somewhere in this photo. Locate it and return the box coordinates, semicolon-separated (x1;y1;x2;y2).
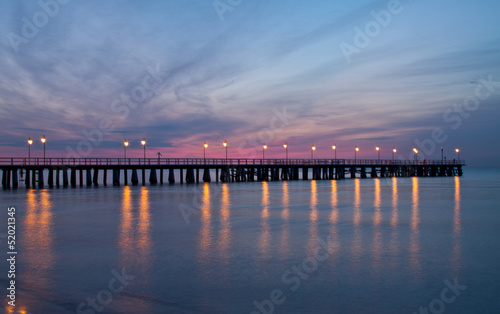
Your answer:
1;168;499;313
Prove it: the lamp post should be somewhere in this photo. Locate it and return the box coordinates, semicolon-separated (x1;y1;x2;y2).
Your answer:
311;145;316;162
355;146;359;163
28;137;33;164
124;139;129;159
413;148;418;162
141;138;146;163
263;144;267;159
376;145;380;161
455;148;460;162
223;140;228;162
283;143;288;164
332;145;337;162
204;142;208;162
41;135;46;163
441;147;444;163
392;148;397;161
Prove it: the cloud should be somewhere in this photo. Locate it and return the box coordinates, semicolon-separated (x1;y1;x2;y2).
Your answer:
0;0;499;164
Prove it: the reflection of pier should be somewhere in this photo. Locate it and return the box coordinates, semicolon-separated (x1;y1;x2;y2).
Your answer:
0;157;465;189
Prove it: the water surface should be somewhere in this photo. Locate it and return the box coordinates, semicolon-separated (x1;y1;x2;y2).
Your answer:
1;168;499;313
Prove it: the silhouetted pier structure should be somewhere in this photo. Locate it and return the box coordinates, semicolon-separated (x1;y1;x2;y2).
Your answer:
0;157;465;189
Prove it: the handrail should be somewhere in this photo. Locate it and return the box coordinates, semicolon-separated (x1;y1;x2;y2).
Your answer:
0;157;466;167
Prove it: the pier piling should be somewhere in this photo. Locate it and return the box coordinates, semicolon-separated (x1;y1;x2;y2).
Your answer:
63;169;69;187
0;158;466;189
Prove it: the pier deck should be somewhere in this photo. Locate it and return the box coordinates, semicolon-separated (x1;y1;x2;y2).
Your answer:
0;157;465;189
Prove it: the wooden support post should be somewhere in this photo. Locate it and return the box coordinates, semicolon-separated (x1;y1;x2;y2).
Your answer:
360;167;367;178
71;168;76;187
12;169;18;189
25;169;31;188
5;170;11;189
56;169;60;187
203;168;211;182
38;169;44;188
48;169;54;188
150;168;158;185
417;167;424;177
7;170;11;189
242;168;247;182
131;169;138;185
103;169;107;186
32;169;37;187
185;168;194;183
113;169;120;186
1;169;6;189
93;168;99;186
168;169;175;184
86;169;92;187
63;169;69;187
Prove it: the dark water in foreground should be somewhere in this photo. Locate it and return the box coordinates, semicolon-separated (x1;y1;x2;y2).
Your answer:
1;168;499;313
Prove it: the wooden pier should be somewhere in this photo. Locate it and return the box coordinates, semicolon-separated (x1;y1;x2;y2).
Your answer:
0;157;465;189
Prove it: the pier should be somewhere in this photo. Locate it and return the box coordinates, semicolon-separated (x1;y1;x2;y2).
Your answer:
0;157;465;189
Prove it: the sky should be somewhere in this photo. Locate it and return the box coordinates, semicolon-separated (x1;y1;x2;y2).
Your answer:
0;0;499;166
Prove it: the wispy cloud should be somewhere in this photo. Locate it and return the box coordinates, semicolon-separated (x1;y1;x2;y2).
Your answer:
0;0;499;164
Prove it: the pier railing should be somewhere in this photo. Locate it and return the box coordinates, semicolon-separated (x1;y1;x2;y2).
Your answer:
0;157;466;167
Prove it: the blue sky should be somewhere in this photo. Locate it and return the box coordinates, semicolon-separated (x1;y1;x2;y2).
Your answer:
0;0;499;166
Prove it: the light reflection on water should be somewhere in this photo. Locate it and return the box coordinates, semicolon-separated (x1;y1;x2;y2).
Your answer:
307;180;318;256
351;178;362;269
116;186;152;312
452;176;462;275
389;177;399;269
279;181;290;258
199;183;212;266
217;184;231;263
21;190;55;312
409;177;421;278
5;169;498;313
259;181;270;257
372;178;382;271
119;186;152;273
329;180;339;264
